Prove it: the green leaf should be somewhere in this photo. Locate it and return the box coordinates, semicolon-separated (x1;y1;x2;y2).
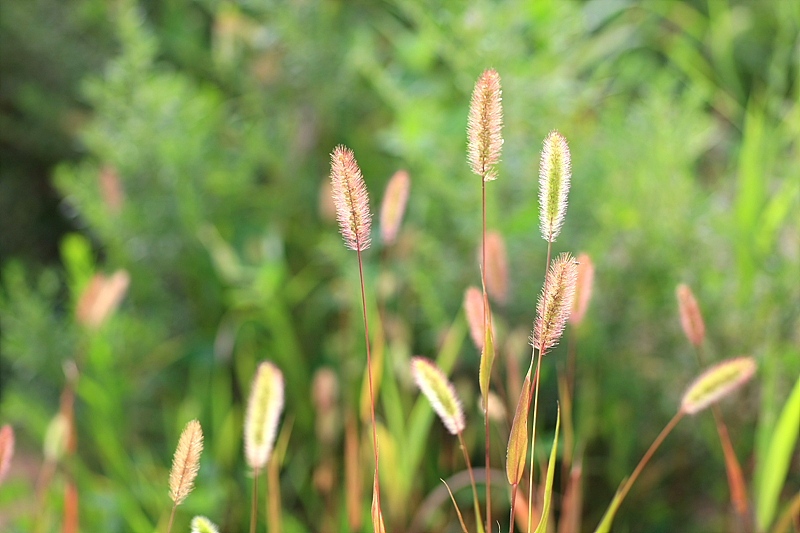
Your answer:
506;373;531;485
533;405;560;533
756;372;800;532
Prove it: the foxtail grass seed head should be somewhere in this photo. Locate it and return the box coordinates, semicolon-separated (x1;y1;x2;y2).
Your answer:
244;361;285;470
538;131;571;242
331;145;372;251
169;419;203;506
681;357;756;415
379;169;410;245
570;253;594;325
411;357;466;435
676;284;705;347
44;413;70;462
75;270;130;329
464;286;486;350
467;69;503;181
190;516;220;533
482;230;509;304
532;253;578;353
0;425;13;485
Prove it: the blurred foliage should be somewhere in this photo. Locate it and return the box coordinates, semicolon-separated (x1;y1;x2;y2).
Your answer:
1;0;798;532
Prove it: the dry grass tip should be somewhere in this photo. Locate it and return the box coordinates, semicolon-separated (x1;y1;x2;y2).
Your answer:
169;419;203;505
0;425;14;485
331;145;372;251
467;69;503;181
676;283;705;348
244;361;285;470
570;252;594;325
379;169;410;245
539;131;571;242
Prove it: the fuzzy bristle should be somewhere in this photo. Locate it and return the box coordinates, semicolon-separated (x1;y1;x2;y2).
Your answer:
681;357;756;415
676;284;705;347
467;69;503;181
379;169;410;245
244;361;285;470
331;145;372;251
532;253;578;353
169;419;203;505
190;516;220;533
538;131;571;242
411;357;465;435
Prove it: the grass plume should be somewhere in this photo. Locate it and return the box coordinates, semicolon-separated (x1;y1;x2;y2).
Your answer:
676;283;705;348
331;145;372;251
468;68;503;533
168;419;203;533
244;361;284;533
379;169;410;246
680;357;756;415
532;253;578;354
330;144;384;532
0;425;14;486
538;131;571;243
467;69;503;182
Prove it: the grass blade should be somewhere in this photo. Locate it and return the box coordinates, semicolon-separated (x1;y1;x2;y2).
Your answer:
756;373;800;532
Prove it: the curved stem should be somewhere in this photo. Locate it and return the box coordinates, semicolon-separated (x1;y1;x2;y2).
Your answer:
617;410;684;504
458;431;483;529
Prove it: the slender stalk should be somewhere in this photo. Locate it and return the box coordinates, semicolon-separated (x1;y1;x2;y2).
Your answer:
357;246;382;528
617;410;684;504
458;431;483;529
527;241;551;533
250;469;258;533
167;504;176;533
481;177;492;533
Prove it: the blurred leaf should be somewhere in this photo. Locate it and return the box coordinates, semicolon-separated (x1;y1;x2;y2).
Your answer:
756;372;800;532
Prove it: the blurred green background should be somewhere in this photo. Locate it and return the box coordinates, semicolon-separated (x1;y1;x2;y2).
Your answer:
1;0;798;532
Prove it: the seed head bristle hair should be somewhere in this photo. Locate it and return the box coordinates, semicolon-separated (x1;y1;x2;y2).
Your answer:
379;169;410;245
0;425;14;485
411;357;466;435
676;284;705;347
244;361;285;470
331;145;372;251
539;131;571;242
169;419;203;505
681;357;756;415
190;516;220;533
570;253;594;325
467;69;503;181
532;253;578;353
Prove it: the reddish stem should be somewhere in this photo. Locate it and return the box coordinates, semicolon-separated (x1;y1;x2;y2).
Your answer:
356;246;382;530
617;410;684;505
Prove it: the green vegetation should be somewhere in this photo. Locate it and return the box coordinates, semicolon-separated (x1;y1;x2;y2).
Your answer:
1;0;798;532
